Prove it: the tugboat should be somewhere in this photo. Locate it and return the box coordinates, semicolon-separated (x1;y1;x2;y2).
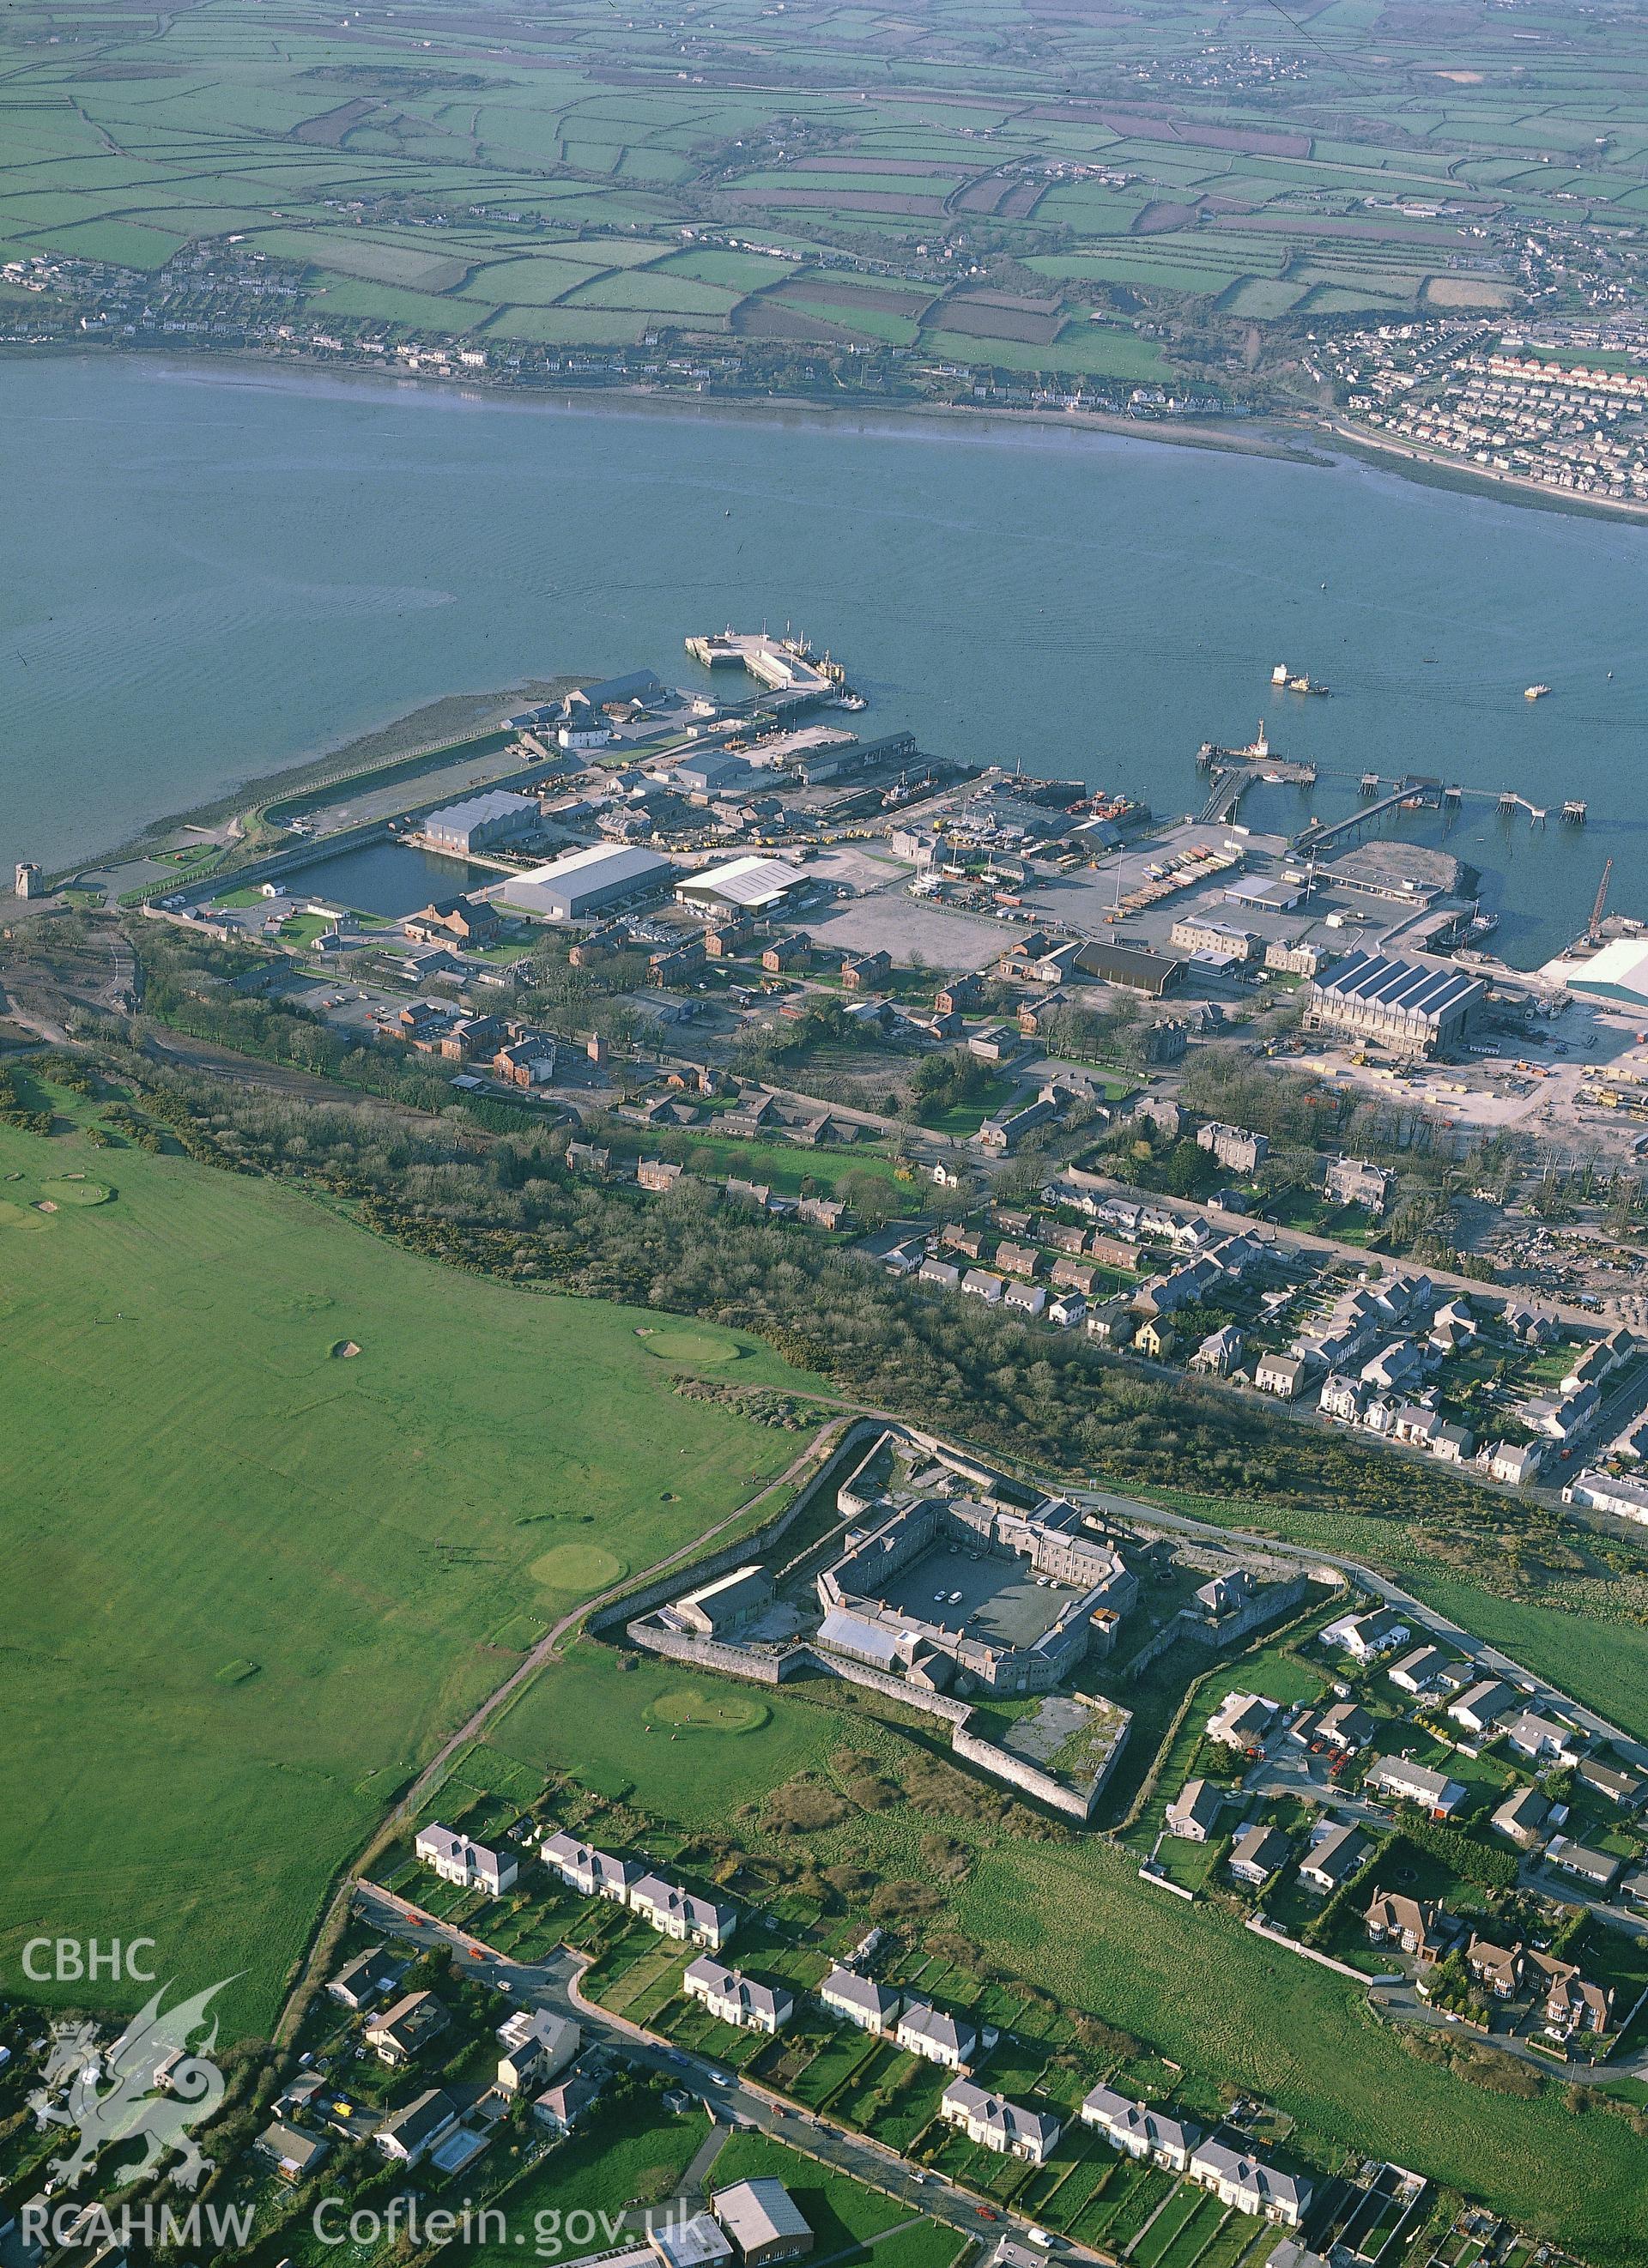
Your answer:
1524;683;1552;700
1271;662;1330;694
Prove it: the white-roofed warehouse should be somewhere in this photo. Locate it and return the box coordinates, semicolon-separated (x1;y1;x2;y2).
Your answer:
501;844;672;922
677;855;810;915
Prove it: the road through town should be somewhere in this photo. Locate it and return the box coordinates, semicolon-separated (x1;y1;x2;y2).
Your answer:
352;1884;1077;2262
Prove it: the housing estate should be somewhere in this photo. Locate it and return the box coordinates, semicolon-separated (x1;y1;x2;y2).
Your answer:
818;1968;900;2032
541;1832;639;1904
630;1874;738;1949
1188;2140;1312;2228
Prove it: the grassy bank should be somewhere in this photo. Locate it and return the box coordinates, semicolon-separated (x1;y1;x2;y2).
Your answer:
0;1101;806;2036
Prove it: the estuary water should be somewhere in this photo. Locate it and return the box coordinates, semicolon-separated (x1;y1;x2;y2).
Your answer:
3;354;1646;964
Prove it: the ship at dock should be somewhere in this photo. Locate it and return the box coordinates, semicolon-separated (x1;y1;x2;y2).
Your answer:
1270;662;1330;695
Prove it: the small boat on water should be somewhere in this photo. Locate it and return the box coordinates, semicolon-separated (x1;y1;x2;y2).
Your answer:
1271;662;1330;694
1524;683;1552;700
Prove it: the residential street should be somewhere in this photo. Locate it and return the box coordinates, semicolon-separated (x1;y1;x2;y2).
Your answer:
351;1883;1082;2259
1070;1479;1648;1768
1057;1164;1608;1334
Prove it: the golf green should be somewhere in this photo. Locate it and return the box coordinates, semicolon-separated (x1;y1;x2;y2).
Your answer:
649;1685;771;1733
639;1327;739;1364
0;1200;53;1231
530;1541;627;1593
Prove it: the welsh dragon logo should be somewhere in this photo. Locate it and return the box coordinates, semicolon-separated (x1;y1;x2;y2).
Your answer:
28;1977;236;2192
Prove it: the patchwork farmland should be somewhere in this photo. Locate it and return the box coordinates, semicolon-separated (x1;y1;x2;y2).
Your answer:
5;0;1648;397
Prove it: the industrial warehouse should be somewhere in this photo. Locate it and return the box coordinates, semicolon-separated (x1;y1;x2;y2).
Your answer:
1303;951;1487;1060
500;844;674;922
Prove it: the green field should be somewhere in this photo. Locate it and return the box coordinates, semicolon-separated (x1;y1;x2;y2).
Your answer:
484;1646;838;1816
0;1106;808;2037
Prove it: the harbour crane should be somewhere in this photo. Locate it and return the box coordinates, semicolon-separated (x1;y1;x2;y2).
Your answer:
1587;856;1614;944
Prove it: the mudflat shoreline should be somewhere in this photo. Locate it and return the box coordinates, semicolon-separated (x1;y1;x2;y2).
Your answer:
4;339;1318;467
57;683;548;890
21;339;1648;529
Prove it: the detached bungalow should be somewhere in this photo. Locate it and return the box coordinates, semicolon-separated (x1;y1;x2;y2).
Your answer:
1207;1691;1279;1752
1318;1702;1374;1753
1326;1606;1411;1663
376;2090;460;2168
1166;1779;1226;1843
1506;1712;1589;1768
328;1948;405;2012
1491;1786;1551;1850
1366;1755;1467;1819
533;2074;602;2136
1299;1822;1371;1894
1229;1825;1291;1887
1447;1679;1518;1738
1387;1646;1460;1697
1547;1839;1622;1895
1576;1757;1648;1811
256;2122;331;2182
